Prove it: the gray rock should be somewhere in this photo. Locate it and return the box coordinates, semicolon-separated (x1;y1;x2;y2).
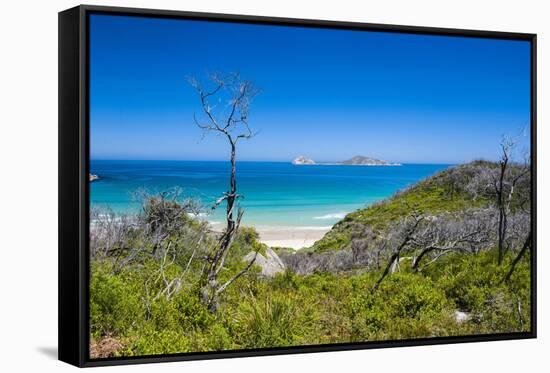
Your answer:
292;155;316;165
454;310;471;323
244;248;286;277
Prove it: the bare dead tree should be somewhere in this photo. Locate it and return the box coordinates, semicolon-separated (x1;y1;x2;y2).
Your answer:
90;207;140;260
188;72;260;311
279;202;517;277
411;208;496;270
372;209;424;291
91;188;212;304
496;138;512;265
504;210;530;251
492;136;530;265
371;201;501;290
503;229;532;283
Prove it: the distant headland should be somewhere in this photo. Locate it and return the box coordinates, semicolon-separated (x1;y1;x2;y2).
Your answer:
292;155;401;166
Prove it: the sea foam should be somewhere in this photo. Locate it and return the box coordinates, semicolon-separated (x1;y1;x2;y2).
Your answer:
313;212;347;220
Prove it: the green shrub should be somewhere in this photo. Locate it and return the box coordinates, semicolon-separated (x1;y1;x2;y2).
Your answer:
130;327;191;355
146;291;213;332
90;263;145;338
349;272;454;340
424;250;531;333
231;291;320;348
90;240;531;356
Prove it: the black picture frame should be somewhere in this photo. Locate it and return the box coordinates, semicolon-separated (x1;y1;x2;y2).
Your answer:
59;4;537;367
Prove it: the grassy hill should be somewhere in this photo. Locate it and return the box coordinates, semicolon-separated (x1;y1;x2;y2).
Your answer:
311;161;508;253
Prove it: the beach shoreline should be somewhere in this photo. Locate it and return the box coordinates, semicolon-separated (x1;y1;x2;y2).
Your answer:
255;226;331;250
210;223;331;250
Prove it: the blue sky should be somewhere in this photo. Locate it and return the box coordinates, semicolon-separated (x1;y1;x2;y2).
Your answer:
89;14;531;164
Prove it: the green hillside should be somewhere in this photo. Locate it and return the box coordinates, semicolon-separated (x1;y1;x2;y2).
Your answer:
312;161;507;253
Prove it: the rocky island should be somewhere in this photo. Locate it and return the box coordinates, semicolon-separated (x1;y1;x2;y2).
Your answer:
337;155;401;166
292;155;401;166
292;155;316;165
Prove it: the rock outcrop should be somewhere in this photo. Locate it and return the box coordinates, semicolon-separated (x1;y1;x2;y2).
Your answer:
453;310;471;323
244;248;286;277
292;155;316;165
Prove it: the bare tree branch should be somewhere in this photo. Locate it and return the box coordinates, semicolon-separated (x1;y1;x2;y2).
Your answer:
188;72;260;311
503;230;532;283
216;250;259;296
372;210;424;291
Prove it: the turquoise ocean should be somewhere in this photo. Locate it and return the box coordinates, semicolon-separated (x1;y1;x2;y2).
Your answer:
90;160;450;229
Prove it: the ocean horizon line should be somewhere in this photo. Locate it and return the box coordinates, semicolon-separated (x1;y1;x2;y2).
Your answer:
90;158;456;166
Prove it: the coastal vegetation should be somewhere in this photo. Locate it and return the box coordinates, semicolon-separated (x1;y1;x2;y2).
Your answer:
89;155;531;358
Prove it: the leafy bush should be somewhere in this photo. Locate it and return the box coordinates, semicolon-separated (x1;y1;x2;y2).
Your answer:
231;292;319;348
90;263;145;338
349;272;454;340
424;250;531;333
130;327;192;355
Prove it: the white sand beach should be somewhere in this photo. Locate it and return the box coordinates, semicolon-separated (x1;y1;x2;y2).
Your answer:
209;223;331;250
255;226;331;250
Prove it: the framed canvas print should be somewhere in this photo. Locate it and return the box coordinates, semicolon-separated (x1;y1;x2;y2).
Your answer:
59;5;537;367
